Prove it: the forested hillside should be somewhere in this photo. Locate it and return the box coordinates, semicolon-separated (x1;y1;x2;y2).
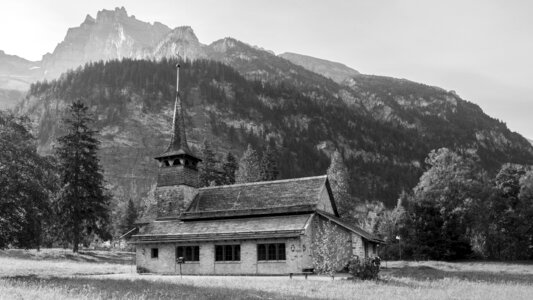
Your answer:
17;59;533;214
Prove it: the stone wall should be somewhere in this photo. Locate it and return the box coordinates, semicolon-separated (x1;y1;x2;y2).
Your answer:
135;237;306;275
155;185;198;217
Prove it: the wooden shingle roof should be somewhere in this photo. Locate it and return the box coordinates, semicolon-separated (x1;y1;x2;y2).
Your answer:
132;214;312;243
188;175;329;213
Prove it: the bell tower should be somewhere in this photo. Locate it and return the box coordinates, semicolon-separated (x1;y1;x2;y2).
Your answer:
154;63;201;218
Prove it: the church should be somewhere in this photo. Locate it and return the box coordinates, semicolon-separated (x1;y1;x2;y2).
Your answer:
130;64;382;275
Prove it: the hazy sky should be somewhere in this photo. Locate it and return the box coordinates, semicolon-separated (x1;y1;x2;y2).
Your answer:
1;0;532;139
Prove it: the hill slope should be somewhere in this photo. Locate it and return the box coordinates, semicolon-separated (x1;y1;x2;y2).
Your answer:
279;52;359;83
16;59;533;214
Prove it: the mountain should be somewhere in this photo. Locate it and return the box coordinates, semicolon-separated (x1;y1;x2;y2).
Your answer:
40;7;171;79
529;139;533;146
279;52;359;83
7;7;533;215
0;50;42;90
152;26;207;60
16;59;533;214
0;50;41;109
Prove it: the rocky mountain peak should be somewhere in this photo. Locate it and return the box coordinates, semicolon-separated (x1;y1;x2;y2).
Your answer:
152;26;206;60
167;26;199;43
210;37;240;53
83;14;96;24
95;7;130;23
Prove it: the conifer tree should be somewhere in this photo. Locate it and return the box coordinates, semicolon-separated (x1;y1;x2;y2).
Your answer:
327;150;353;218
260;145;279;181
236;144;262;183
55;101;110;252
222;152;238;185
199;140;219;187
0;111;57;249
120;199;138;234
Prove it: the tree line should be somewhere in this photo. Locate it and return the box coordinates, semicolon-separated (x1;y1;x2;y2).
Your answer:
354;148;533;261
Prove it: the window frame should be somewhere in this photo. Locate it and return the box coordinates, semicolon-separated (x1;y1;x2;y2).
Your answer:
214;244;241;262
176;245;200;262
257;243;286;261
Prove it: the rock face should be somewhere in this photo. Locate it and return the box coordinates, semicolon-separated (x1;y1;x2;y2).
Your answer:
279;52;359;83
40;7;171;79
152;26;207;61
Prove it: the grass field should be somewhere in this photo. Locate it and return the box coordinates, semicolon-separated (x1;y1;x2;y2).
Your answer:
1;249;532;299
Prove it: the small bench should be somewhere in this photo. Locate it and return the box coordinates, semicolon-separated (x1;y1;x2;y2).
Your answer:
289;270;314;279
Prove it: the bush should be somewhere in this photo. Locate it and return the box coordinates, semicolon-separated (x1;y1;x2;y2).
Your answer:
348;256;381;280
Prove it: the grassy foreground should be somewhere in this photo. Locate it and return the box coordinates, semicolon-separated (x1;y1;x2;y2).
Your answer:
1;249;533;299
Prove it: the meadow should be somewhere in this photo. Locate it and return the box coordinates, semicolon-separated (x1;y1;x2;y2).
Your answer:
1;249;532;299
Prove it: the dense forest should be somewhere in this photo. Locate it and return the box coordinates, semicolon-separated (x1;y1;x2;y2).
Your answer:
2;57;531;257
23;59;533;208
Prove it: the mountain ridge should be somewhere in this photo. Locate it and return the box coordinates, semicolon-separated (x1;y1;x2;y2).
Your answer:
5;7;533;213
279;52;360;84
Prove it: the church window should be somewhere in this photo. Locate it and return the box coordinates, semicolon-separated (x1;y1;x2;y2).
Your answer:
176;246;200;261
257;243;286;261
215;244;240;261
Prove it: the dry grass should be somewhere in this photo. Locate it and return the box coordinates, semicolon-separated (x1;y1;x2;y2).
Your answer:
1;249;533;299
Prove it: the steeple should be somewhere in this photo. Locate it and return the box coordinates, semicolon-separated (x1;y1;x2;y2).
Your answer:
154;62;201;188
166;63;192;155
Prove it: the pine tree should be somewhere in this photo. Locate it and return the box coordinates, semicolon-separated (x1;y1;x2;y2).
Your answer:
222;152;238;185
260;145;279;181
120;199;138;234
236;144;262;183
55;101;110;252
0;111;57;249
327;150;353;218
198;140;219;187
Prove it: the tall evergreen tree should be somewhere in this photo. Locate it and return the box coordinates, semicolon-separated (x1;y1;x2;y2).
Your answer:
236;144;262;183
327;150;353;218
55;101;110;252
222;152;238;185
0;111;57;249
120;199;138;234
260;145;279;181
198;140;219;187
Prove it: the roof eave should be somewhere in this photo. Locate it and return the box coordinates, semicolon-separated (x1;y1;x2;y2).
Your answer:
129;230;304;244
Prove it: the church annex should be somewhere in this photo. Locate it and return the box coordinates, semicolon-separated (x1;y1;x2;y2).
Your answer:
130;64;382;275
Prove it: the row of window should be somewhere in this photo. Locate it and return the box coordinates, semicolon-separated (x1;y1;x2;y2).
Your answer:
150;243;286;261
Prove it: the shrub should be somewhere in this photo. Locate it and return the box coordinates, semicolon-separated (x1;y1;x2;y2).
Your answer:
348;256;381;280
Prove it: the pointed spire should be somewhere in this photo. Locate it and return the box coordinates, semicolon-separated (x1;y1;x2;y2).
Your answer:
166;62;191;154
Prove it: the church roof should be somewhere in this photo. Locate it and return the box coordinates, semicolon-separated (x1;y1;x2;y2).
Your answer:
186;175;330;214
131;214;312;243
316;210;384;243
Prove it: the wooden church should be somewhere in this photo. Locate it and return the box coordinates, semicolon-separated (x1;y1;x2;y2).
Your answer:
130;64;382;275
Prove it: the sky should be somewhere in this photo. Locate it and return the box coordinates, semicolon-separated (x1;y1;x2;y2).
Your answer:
1;0;532;139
